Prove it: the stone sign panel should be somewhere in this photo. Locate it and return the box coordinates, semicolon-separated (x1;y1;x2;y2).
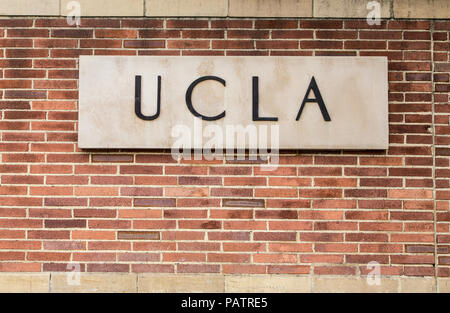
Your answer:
78;56;388;150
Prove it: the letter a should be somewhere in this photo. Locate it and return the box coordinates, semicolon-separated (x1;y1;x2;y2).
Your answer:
295;76;331;122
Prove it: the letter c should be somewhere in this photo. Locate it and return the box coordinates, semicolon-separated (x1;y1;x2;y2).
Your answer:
185;76;226;121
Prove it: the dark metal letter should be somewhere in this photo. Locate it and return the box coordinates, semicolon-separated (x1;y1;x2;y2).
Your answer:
252;76;278;121
185;76;226;121
295;76;331;122
135;75;161;121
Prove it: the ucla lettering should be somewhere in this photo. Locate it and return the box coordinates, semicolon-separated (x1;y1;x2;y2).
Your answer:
134;75;331;122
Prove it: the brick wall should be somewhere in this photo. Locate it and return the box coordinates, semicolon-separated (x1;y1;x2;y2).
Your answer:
0;16;449;291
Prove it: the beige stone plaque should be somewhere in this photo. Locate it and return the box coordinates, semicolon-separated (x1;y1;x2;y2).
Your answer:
78;56;388;150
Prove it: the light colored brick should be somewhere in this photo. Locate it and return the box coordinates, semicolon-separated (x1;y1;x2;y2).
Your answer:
146;0;227;17
314;0;390;18
393;0;450;19
312;277;398;293
61;0;144;17
0;274;49;293
0;0;59;16
438;278;450;293
138;274;224;292
225;275;311;292
51;273;137;293
229;0;312;17
400;277;436;293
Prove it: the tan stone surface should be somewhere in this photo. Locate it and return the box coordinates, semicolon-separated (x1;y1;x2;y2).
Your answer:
400;277;436;293
312;277;399;292
229;0;312;17
61;0;144;17
79;56;388;150
0;273;443;293
225;275;310;292
51;273;137;293
0;0;449;18
0;274;50;292
438;278;450;293
314;0;391;18
139;274;224;292
0;0;59;16
146;0;227;17
393;0;450;18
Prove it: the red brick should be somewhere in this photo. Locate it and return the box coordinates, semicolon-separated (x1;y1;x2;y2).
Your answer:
45;220;86;228
0;263;41;272
388;21;430;30
208;231;250;241
177;264;219;273
121;19;163;28
301;40;343;49
0;38;33;47
211;20;253;29
346;255;389;264
345;41;386;49
212;40;253;49
139;30;180;38
254;232;296;241
168;40;209;49
300;254;343;263
166;20;208;28
314;266;356;275
256;40;298;49
72;230;115;240
0;19;33;27
87;264;129;272
34;39;78;48
255;20;298;29
298;167;342;176
52;29;93;38
165;209;206;219
95;29;137;38
301;20;343;29
223;264;266;274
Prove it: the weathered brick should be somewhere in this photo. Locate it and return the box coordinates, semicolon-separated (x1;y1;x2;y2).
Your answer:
222;199;265;208
117;231;160;240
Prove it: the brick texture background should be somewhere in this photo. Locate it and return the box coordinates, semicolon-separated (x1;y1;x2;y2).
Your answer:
0;18;449;278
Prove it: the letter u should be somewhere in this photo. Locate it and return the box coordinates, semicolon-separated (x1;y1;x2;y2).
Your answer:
135;75;161;121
